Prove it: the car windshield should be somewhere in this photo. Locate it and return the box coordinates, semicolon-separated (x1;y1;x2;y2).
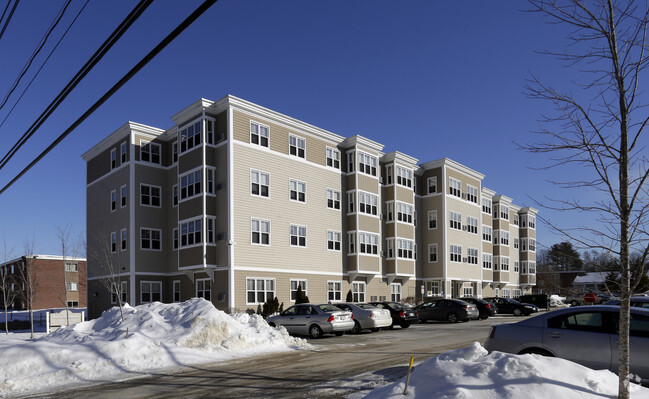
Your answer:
508;299;521;304
390;303;407;310
356;304;376;310
317;304;342;312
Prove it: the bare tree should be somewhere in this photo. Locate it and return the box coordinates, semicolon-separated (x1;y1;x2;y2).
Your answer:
57;225;72;325
86;231;126;322
0;237;17;334
523;1;649;397
19;236;38;339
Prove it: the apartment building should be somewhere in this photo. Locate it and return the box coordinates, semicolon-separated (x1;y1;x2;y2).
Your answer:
83;95;537;318
0;255;87;310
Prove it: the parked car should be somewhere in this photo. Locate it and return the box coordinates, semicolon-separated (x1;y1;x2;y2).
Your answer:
368;301;419;328
461;297;497;320
484;305;649;379
415;299;479;323
267;303;354;338
604;296;649;308
334;302;392;333
565;293;617;306
483;297;539;316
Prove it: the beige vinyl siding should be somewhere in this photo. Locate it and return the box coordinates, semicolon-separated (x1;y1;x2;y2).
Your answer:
232;143;343;274
357;175;379;194
395;223;415;240
357;214;380;233
358;256;380;273
395;187;414;203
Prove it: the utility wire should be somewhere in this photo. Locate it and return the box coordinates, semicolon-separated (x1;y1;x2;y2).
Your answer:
0;0;72;111
0;0;90;130
0;0;154;170
0;0;218;196
0;0;19;41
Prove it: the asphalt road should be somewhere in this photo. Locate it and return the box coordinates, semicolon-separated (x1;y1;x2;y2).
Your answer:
27;316;515;399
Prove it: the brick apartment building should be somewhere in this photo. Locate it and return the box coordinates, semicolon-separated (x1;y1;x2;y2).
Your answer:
0;255;87;310
83;95;537;318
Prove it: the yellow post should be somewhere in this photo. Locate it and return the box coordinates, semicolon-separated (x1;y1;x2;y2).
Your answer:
402;356;415;395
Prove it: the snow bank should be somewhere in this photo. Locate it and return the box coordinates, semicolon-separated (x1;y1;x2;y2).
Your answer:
0;298;308;397
363;342;649;398
549;294;569;308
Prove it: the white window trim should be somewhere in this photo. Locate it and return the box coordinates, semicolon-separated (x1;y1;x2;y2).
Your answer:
251;218;271;246
250;169;270;198
140;227;162;251
140;281;162;304
140;183;162;208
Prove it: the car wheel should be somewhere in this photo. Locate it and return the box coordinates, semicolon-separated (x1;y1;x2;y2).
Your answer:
371;328;379;332
479;313;489;320
309;325;323;339
447;313;458;323
268;322;276;328
571;300;579;306
519;348;554;357
513;308;522;317
401;322;411;328
334;332;344;336
352;321;362;334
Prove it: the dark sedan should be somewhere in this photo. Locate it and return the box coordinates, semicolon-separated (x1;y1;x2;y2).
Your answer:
461;297;497;320
415;299;479;323
368;301;419;328
483;297;539;316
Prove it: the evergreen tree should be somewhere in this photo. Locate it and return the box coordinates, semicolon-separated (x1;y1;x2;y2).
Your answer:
346;289;353;302
295;285;310;304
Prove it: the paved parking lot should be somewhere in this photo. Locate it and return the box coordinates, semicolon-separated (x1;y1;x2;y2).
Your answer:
35;316;519;399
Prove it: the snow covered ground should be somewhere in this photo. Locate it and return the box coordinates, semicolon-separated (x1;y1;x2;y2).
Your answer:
1;299;648;398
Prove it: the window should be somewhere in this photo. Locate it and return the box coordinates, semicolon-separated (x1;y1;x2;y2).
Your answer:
529;261;536;274
64;262;78;272
500;205;510;220
390;284;402;302
173;185;178;206
450;211;462;230
206;168;215;194
450;244;462;262
110;190;116;211
111;281;127;304
348;192;355;213
172;141;178;163
386;239;394;258
514;261;520;272
251;219;270;245
347;151;355;172
529;238;536;252
289;179;306;202
67;301;79;308
327;230;341;251
290;225;306;247
65;282;79;291
141;281;162;303
327;188;341;210
246;277;275;304
397;202;413;224
500;231;509;246
326;147;340;169
250;121;269;148
514;238;520;249
501;256;510;271
428;211;437;229
327;281;342;302
179;169;201;200
466;185;478;203
358;192;378;215
179;120;202;153
289;134;306;158
482;225;492;242
196;279;211;300
397;239;414;259
120;141;127;163
348;233;355;253
121;228;127;251
173;228;178;250
251;170;269;197
387;203;394;221
206;119;214;144
463;286;474;297
290;279;308;301
466;216;478;234
206;217;215;244
358;152;377;176
467;248;478;264
449;177;461;197
111;231;117;253
426;281;440;296
483;253;492;269
359;233;379;255
141;228;162;250
110;148;117;169
385;166;393;184
140;141;161;164
352;282;366;302
180;219;202;247
427;177;437;194
513;214;520;226
121;185;127;208
173;280;181;302
548;311;605;333
141;184;161;207
529;215;536;229
482;198;492;214
428;244;438;262
396;166;412;188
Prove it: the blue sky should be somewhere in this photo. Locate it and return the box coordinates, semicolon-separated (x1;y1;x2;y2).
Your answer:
0;0;587;255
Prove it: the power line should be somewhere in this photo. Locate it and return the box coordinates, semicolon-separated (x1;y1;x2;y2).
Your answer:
0;0;72;111
0;0;218;196
0;0;90;130
0;0;19;41
0;0;154;170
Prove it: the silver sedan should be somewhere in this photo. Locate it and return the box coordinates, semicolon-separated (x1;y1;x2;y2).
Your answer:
484;305;649;379
334;302;392;333
267;303;354;338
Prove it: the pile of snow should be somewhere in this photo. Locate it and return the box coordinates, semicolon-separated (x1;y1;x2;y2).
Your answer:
361;342;649;398
0;298;308;397
550;294;569;308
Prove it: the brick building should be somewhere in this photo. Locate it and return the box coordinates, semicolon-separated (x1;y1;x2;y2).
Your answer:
0;255;87;310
